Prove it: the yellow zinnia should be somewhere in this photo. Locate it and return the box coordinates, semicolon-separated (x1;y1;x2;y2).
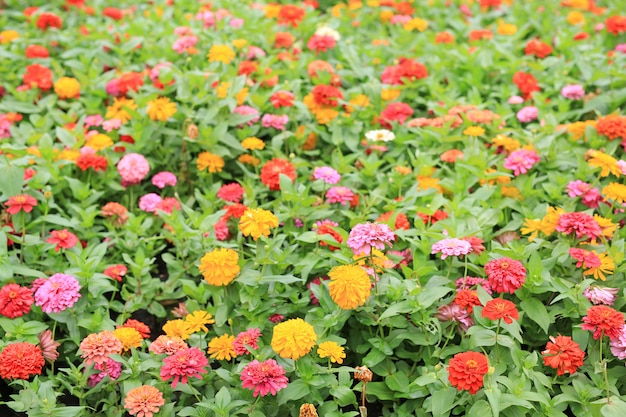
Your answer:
146;97;177;121
208;45;235;64
207;334;237;360
238;154;261;166
162;319;193;340
106;97;137;124
403;17;428;32
602;183;626;204
271;318;317;360
583;252;615;281
113;327;143;351
317;341;346;364
185;311;215;333
0;30;19;44
328;265;371;309
587;150;620;178
86;133;113;151
199;248;240;286
242;137;265;150
463;126;485;136
239;208;279;241
197;151;225;173
54;77;80;99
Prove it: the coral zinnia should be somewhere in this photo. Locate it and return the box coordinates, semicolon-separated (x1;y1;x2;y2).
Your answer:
199;248;240;286
542;335;585;376
482;298;519;324
447;351;489;394
0;283;34;318
555;212;602;241
317;341;346;364
79;330;123;365
5;194;37;214
454;289;482;314
240;359;289;397
581;305;624;340
217;183;245;203
0;342;45;380
260;158;296;191
123;385;165;417
207;334;237;360
239;208;279;240
149;335;188;355
271;318;317;360
46;229;79;252
160;347;208;388
484;257;526;294
328;265;371;309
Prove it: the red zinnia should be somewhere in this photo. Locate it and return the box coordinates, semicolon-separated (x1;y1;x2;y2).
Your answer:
454;289;482;314
524;39;552;59
104;264;128;282
217;183;245;203
0;342;45;380
581;305;624;340
238;60;259;76
482;298;519;324
270;91;295;108
484;257;526;294
512;71;540;100
0;284;34;318
380;102;414;126
25;45;49;59
606;16;626;36
447;351;489;394
312;85;343;107
376;211;410;230
47;229;79;252
223;203;248;220
260;158;296;191
160;347;208;388
120;319;151;339
23;64;53;91
542;335;585;376
76;153;108;171
277;5;305;28
103;7;123;20
36;12;63;30
5;194;38;215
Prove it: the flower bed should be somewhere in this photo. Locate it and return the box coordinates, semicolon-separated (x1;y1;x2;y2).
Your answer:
1;0;626;416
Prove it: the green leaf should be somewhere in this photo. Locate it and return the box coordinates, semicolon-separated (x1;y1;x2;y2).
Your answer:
385;372;410;393
329;385;357;407
378;301;413;321
520;298;550;334
467;400;494;417
601;399;626;417
277;380;310;405
431;387;457;417
485;387;501;417
0;166;24;199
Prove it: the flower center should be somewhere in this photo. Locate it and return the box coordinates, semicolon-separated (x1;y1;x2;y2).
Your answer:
466;360;478;369
500;262;509;269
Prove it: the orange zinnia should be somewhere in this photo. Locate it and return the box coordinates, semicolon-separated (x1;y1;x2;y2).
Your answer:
482;298;519;324
447;351;489;394
542;335;585;376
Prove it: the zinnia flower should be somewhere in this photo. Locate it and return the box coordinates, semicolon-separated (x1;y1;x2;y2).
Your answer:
542;335;585;376
104;264;128;282
326;186;354;205
610;325;626;359
317;341;346;364
241;359;289;397
260;158;296;191
217;183;245;203
113;327;143;351
208;334;237;360
54;77;80;99
233;328;262;355
328;265;371;309
185;310;215;333
431;237;472;259
581;305;624;340
79;330;123;365
561;84;585;100
555;212;602;241
160;347;208;388
34;273;81;313
38;329;60;362
482;298;519;324
271;318;317;360
87;358;122;387
447;351;489;394
239;208;279;240
117;153;150;187
124;385;165;417
454;289;482;313
208;44;235;64
162;319;193;340
504;149;540;176
346;222;395;256
313;166;341;184
197;151;225;173
146;97;177;121
199;248;240;285
5;194;37;214
0;342;45;380
151;171;177;188
0;283;34;318
46;229;79;252
120;319;151;339
149;335;188;355
101;202;128;226
484;257;526;294
584;287;619;306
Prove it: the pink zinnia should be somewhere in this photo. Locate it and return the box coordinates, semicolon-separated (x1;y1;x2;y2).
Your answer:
172;35;198;53
584;287;619;306
380;102;414;125
516;106;538;123
87;358;122;387
569;248;601;269
431;238;472;260
102;118;121;132
508;95;524;105
46;229;79;252
34;273;81;313
84;115;103;127
610;325;626;359
232;328;262;355
149;335;188;355
160;347;208;388
139;193;163;213
233;106;260;126
217;183;245;203
456;276;493;294
556;212;602;240
313;166;341;184
240;359;288;397
214;218;231;241
326;186;354;205
261;114;289;130
504;149;540;176
435;303;474;332
346;222;395;256
196;11;216;28
561;84;585;100
566;180;591;197
117;153;150;187
307;35;336;53
151;171;177;188
484;257;526;294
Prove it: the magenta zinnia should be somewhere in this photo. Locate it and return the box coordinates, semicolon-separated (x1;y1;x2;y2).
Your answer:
346;222;395;256
160;347;208;388
240;359;289;397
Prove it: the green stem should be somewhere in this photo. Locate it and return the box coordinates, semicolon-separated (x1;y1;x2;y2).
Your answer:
495;319;501;363
600;331;611;404
20;214;26;264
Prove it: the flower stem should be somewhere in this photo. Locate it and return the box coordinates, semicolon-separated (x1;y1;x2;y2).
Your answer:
600;331;611;404
495;319;501;363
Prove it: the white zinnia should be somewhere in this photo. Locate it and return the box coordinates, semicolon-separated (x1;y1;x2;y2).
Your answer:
365;129;395;142
315;26;340;41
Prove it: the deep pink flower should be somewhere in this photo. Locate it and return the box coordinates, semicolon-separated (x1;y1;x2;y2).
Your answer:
504;149;540;176
46;229;79;252
261;114;289;130
484;257;526;294
117;153;150;187
456;277;492;294
87;358;122;387
232;328;262;355
217;183;245;203
160;347;208;388
313;166;341;184
326;186;354;205
431;238;472;260
240;359;288;397
34;273;81;313
569;248;601;269
516;106;538;123
556;212;602;240
346;222;395;256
